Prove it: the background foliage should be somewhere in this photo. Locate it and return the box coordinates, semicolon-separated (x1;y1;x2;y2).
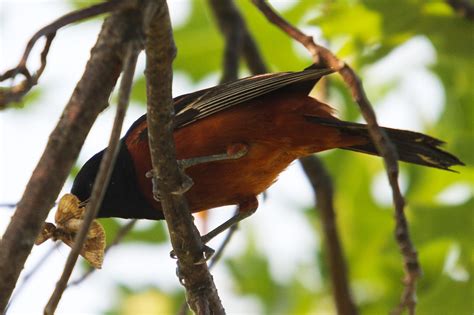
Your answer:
5;0;472;314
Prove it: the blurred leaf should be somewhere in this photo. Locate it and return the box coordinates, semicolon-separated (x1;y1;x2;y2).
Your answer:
226;236;281;313
311;3;382;59
411;198;473;250
105;285;184;315
173;0;320;81
418;275;473;315
173;0;223;81
408;169;473;206
238;1;314;71
416;239;452;292
69;164;81;180
130;76;146;105
68;0;102;10
286;276;326;314
99;218;167;246
121;289;174;315
1;88;42;110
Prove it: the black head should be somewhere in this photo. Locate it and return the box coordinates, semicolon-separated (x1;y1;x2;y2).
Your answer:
71;141;163;220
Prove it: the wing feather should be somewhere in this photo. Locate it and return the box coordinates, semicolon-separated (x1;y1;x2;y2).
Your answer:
174;68;333;128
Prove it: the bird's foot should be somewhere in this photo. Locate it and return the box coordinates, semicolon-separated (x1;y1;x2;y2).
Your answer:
146;168;194;200
169;244;215;265
172;172;194;196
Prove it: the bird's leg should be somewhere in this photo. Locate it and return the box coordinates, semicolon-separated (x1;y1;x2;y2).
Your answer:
201;196;258;245
146;143;249;198
178;143;248;169
170;196;258;264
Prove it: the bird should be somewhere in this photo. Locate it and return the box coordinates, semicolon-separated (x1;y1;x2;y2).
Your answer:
70;66;463;247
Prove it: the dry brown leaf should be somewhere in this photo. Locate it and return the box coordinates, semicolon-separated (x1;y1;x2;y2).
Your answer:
34;193;106;268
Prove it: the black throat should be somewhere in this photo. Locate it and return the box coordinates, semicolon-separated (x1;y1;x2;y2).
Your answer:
71;141;164;220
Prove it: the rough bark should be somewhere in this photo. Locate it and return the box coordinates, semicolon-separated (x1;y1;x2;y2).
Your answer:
0;8;142;310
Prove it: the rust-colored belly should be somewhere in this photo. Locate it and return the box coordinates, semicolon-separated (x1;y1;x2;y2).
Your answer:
125;112;297;213
123;93;356;215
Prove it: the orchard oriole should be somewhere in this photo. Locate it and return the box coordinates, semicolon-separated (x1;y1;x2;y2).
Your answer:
68;66;462;253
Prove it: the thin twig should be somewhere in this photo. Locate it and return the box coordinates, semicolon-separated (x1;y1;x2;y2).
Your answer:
251;1;420;314
68;219;137;287
241;30;268;74
0;9;141;310
208;0;267;83
0;33;55;108
300;156;358;315
208;222;238;269
44;44;139;315
0;0;130;109
0;201;59;208
4;243;61;313
208;0;244;83
0;203;18;208
446;0;474;20
143;1;224;314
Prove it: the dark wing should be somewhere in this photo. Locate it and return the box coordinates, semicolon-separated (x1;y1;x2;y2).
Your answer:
125;67;333;139
173;67;333;129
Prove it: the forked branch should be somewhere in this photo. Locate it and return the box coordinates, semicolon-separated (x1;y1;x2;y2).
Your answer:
44;43;140;315
0;8;141;310
251;1;420;314
0;0;130;109
143;1;224;313
208;0;267;83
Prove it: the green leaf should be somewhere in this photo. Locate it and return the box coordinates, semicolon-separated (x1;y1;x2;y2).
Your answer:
68;0;102;10
225;235;281;313
99;218;167;246
105;285;184;315
130;76;147;105
1;88;42;110
173;0;223;81
411;198;474;250
311;3;382;48
418;276;474;315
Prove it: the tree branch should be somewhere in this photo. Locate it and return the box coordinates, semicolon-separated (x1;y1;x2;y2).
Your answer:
44;43;139;315
300;156;358;315
241;29;268;74
251;1;420;314
143;1;224;313
177;2;269;311
208;0;267;83
179;213;240;315
0;0;130;109
208;0;244;83
0;8;142;311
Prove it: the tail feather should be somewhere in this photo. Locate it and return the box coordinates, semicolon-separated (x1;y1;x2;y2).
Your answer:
304;116;464;170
